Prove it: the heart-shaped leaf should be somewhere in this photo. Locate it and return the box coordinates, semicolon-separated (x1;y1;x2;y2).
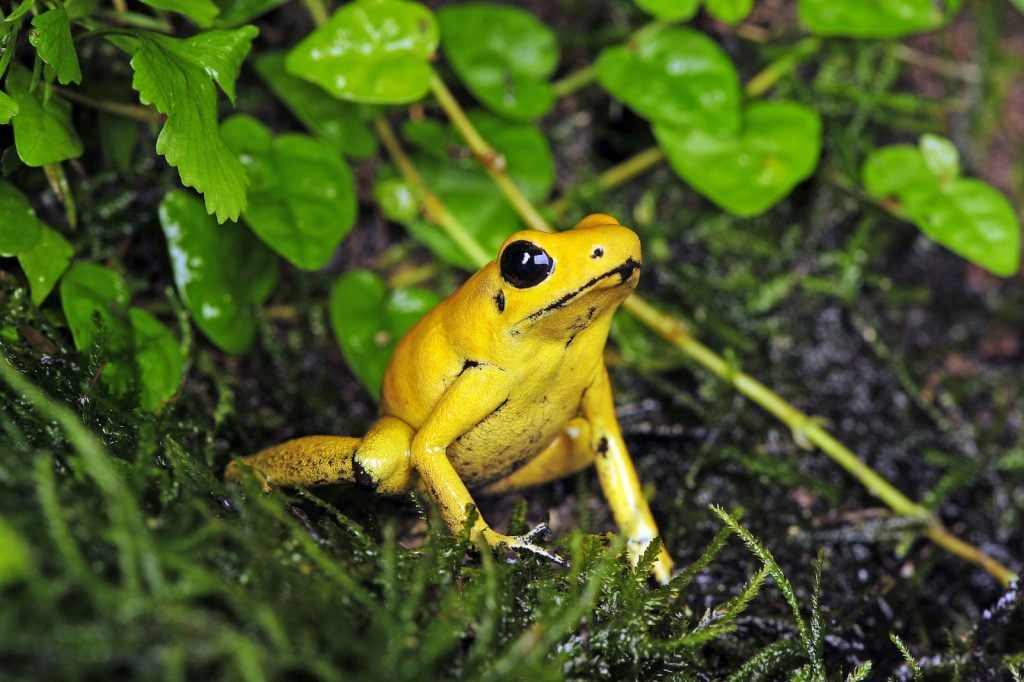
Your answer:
286;0;439;104
19;225;73;305
129;308;184;411
635;0;700;21
655;100;822;217
159;190;278;354
438;3;558;121
0;181;42;255
254;52;377;159
5;63;83;166
221;115;357;271
863;140;1021;276
596;25;740;132
799;0;963;38
329;269;440;399
705;0;753;24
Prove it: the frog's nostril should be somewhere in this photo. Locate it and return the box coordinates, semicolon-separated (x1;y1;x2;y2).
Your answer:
591;247;604;259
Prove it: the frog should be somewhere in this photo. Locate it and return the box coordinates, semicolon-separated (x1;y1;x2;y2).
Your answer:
225;213;674;583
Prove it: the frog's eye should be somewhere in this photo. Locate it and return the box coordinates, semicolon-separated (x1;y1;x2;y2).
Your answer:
500;241;554;288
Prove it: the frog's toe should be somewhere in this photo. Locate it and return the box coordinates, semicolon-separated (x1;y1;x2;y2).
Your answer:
506;524;570;568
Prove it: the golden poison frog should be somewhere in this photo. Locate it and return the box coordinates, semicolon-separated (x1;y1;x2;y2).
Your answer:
226;214;674;583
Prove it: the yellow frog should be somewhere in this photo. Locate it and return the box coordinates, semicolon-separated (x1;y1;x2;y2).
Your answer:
226;214;674;583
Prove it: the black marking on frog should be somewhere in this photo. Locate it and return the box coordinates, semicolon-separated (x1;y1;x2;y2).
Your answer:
596;436;609;457
518;258;641;325
494;290;506;313
460;359;481;375
352;455;375;489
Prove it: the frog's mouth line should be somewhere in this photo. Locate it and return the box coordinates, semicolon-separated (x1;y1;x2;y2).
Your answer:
517;257;641;326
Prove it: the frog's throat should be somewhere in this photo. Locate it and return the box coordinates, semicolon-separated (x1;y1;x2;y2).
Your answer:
516;257;641;326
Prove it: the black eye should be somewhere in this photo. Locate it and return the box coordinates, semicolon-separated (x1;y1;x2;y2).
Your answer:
499;241;554;288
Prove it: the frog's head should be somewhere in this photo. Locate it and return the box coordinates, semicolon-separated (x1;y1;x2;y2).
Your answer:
489;214;641;341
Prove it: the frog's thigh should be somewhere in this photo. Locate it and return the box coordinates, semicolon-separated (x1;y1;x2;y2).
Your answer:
479;418;594;495
353;415;415;496
226;435;361;490
583;365;675;584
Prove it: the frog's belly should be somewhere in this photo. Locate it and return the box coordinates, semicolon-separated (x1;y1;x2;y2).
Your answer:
447;395;579;487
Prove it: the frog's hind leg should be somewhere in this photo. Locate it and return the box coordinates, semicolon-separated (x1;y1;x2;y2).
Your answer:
225;435;362;489
479;418;594;495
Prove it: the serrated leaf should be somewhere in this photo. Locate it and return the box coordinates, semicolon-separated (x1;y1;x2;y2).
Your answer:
215;0;285;26
221;115;357;270
253;52;377;159
705;0;753;24
635;0;700;21
5;63;83;166
123;27;257;222
438;3;558;121
329;269;439;399
0;181;42;255
140;0;220;27
656;100;822;217
919;133;959;184
0;92;19;124
19;225;72;305
798;0;964;38
129;307;183;411
29;7;82;85
286;0;439;104
863;142;1021;276
595;25;741;132
159;190;278;354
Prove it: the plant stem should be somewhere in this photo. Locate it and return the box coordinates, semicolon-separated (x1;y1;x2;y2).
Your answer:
744;37;822;98
551;65;596;99
374;116;491;268
416;71;1018;586
54;87;163;123
548;147;666;219
300;0;330;27
43;162;77;230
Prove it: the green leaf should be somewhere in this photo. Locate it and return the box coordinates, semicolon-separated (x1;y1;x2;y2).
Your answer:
0;518;32;586
215;0;285;26
0;181;42;255
18;225;73;305
60;262;131;354
374;176;421;224
0;92;18;124
705;0;754;24
159;190;278;354
635;0;700;21
29;7;82;85
6;0;37;23
655;100;822;217
140;0;220;27
798;0;964;38
253;52;377;159
1014;0;1024;13
5;63;83;166
221;114;357;271
919;133;959;184
438;3;558;121
129;308;183;411
286;0;439;104
864;143;1021;276
121;27;258;222
329;269;439;399
595;25;741;132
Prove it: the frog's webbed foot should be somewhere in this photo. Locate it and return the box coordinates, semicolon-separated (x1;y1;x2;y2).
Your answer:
485;524;570;569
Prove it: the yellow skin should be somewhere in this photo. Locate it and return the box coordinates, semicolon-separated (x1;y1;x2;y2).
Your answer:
226;214;674;583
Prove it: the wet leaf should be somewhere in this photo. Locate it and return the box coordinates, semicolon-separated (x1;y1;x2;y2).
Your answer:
141;0;220;27
159;190;278;354
864;140;1021;277
129;308;183;411
919;133;959;184
18;225;73;305
329;269;439;399
119;27;258;222
374;176;421;224
0;181;42;255
655;100;821;217
438;3;558;121
29;7;82;85
596;25;741;132
286;0;439;104
635;0;700;21
798;0;964;38
705;0;753;24
5;63;83;166
253;52;376;159
221;115;356;271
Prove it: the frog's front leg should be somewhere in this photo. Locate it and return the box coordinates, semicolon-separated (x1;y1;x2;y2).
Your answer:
411;364;567;567
583;364;675;584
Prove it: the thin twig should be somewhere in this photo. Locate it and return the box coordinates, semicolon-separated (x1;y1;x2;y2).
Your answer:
54;87;163;124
